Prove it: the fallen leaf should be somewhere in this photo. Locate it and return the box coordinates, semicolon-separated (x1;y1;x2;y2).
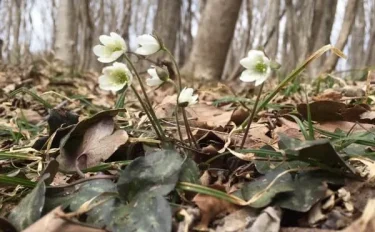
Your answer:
57;110;128;172
341;199;375;232
312;89;342;102
233;168;295;208
248;206;281;232
117;149;184;202
213;207;259;231
109;192;172;232
23;207;106;232
8;176;46;231
193;185;240;231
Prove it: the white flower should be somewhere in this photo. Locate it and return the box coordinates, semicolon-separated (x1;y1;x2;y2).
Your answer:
239;50;271;86
146;68;164;87
135;34;161;56
98;62;133;92
178;87;198;107
93;32;127;63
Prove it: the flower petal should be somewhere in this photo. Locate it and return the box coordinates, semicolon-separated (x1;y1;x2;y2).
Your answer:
247;50;266;59
99;35;113;46
135;44;160;56
93;45;110;57
147;68;158;78
137;34;158;44
98;56;117;63
146;77;163;87
240;70;261;82
240;57;256;69
254;76;268;86
113;62;128;71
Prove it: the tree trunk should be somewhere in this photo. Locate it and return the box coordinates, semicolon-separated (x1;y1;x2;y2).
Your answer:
182;0;242;80
365;2;375;66
55;0;76;68
10;0;22;64
323;0;359;73
349;0;365;70
80;0;94;71
153;0;181;53
121;0;132;43
264;0;280;60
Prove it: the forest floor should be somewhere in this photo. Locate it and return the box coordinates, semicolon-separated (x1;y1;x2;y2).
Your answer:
1;58;375;232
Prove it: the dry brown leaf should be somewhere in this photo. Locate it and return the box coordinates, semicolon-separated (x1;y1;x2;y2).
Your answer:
312;89;342;102
341;199;375;232
316;121;375;133
58;115;129;172
23;207;106;232
193;185;240;231
186;103;233;128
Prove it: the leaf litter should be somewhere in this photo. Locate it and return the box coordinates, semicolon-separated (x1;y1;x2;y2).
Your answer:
2;54;375;232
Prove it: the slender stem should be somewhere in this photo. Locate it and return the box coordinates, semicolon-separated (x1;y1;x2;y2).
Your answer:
240;83;264;149
182;107;199;149
175;105;184;142
130;85;162;139
167;79;183;142
124;55;166;139
164;48;181;91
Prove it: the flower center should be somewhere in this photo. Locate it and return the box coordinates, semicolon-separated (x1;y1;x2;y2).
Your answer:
108;42;123;53
111;70;128;84
255;62;267;73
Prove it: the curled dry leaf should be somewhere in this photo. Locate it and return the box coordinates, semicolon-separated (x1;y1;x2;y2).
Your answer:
23;207;106;232
57;110;128;172
341;199;375;232
193;185;240;231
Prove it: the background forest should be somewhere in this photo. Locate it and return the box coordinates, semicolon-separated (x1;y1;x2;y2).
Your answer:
0;0;374;80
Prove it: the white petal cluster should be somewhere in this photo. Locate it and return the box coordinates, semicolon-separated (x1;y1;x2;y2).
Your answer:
135;34;161;56
240;50;271;86
98;62;133;92
178;87;198;107
93;32;127;63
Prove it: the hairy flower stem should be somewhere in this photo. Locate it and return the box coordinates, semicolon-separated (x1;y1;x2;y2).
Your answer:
240;83;264;149
124;55;166;139
182;108;199;149
130;85;162;139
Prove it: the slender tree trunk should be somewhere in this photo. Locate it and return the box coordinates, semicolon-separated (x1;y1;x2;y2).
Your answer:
323;0;359;73
80;0;94;70
11;0;22;64
365;2;375;66
182;0;242;80
121;0;132;43
349;0;365;70
153;0;181;53
264;0;280;59
55;0;76;68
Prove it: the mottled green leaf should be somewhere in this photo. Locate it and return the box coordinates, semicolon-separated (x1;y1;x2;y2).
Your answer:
117;150;184;201
109;192;171;232
8;178;46;230
275;170;344;212
233;168;294;208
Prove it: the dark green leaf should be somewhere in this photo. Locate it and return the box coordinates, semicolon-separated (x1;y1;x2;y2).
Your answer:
178;158;200;184
275;170;344;212
109;192;172;232
233;168;294;208
8;177;46;230
117;150;184;202
286;139;356;175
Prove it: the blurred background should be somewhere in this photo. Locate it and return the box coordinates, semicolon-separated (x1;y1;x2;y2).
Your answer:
0;0;374;80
